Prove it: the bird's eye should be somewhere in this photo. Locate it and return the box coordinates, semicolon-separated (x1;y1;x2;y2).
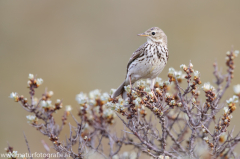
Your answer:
152;32;155;35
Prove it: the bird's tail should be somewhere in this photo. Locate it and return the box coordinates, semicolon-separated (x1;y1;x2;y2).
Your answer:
112;81;127;99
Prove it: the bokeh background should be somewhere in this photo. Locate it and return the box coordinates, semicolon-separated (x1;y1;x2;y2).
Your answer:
1;0;240;158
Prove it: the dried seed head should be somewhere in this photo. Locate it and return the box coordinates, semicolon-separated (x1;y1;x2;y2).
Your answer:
203;136;209;143
233;84;240;95
180;64;187;70
230;105;236;112
28;74;34;80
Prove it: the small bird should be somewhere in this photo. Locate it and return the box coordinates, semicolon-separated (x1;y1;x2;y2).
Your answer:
112;27;168;99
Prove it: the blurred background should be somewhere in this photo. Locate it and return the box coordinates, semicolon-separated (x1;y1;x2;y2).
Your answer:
1;0;240;158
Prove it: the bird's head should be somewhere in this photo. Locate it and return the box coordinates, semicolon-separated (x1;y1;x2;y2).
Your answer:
138;27;167;45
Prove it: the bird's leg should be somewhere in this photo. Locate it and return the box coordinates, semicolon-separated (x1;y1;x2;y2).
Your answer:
129;75;132;93
150;78;155;90
150;78;158;101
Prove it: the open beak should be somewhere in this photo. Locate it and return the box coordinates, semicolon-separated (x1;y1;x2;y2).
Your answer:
137;33;149;37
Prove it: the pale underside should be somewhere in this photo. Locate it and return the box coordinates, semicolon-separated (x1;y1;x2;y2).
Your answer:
124;42;168;85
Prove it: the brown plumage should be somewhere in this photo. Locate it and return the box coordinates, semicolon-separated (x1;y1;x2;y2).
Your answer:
112;27;168;99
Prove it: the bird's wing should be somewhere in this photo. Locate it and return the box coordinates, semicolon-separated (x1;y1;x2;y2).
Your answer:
126;43;146;73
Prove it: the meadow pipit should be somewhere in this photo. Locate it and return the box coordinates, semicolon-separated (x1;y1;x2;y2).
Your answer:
112;27;168;99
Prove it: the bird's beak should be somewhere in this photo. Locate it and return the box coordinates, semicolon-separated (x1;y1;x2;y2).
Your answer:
137;33;149;37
